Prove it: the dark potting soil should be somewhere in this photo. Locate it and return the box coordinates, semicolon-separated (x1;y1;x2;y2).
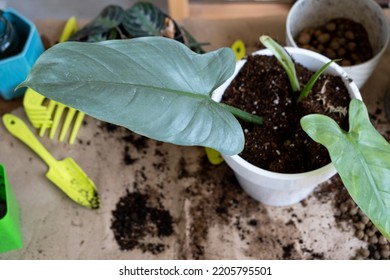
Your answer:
99;116;389;259
111;190;174;254
295;17;373;66
0;202;6;219
0;180;5;219
221;54;351;173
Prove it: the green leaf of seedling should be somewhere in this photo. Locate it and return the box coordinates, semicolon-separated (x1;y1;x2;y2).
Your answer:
297;59;341;103
259;35;300;93
18;37;261;155
301;99;390;241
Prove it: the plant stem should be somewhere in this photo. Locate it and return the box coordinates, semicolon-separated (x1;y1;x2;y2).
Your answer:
217;102;263;125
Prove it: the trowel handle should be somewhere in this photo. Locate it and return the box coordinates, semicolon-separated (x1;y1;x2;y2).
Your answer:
2;114;57;167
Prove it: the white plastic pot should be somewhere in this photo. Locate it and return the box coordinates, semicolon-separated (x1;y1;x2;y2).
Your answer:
286;0;389;89
212;47;362;206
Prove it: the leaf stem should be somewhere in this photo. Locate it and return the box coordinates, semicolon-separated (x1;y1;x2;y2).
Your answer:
217;102;263;125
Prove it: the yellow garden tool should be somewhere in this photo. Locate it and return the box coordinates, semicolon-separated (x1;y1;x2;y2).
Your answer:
23;16;84;144
205;40;246;165
2;114;99;209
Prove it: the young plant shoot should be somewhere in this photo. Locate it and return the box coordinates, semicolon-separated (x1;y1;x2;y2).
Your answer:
259;35;340;103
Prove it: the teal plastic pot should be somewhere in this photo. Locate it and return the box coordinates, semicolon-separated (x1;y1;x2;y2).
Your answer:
0;163;23;253
0;8;44;100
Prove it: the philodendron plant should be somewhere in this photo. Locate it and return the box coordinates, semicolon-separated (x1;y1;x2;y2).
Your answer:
18;35;390;241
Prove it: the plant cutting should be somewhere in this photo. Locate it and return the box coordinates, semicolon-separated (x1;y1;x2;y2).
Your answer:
16;34;390;241
213;37;352;207
213;37;354;209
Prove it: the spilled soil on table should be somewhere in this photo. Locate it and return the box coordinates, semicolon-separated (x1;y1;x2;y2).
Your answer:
92;93;389;259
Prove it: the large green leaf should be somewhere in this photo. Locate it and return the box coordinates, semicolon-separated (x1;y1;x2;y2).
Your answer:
301;99;390;240
19;37;244;155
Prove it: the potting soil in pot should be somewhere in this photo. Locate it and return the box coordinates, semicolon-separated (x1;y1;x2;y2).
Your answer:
221;54;351;173
0;202;5;219
0;178;5;219
295;18;373;66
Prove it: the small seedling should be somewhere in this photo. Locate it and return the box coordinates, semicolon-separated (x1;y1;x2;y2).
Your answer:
259;35;340;103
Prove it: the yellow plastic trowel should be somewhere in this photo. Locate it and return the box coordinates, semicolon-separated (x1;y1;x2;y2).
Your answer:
2;114;99;209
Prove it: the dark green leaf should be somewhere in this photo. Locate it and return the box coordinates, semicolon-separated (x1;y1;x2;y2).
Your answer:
69;5;124;42
123;2;183;42
301;99;390;240
19;37;244;155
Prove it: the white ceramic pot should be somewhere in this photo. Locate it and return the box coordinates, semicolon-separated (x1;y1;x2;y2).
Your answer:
286;0;389;89
212;47;361;206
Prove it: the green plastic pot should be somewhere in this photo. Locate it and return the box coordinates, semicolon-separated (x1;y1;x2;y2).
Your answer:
0;163;23;253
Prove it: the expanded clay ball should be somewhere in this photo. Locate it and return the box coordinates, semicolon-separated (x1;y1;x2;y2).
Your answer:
294;18;373;66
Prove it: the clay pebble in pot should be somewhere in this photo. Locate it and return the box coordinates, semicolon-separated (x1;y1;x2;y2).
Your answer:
295;18;373;67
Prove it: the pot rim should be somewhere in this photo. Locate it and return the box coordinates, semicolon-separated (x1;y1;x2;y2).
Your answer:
212;46;362;178
224;153;335;179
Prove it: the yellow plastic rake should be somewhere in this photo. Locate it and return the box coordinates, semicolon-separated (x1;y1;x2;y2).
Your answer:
23;17;84;144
